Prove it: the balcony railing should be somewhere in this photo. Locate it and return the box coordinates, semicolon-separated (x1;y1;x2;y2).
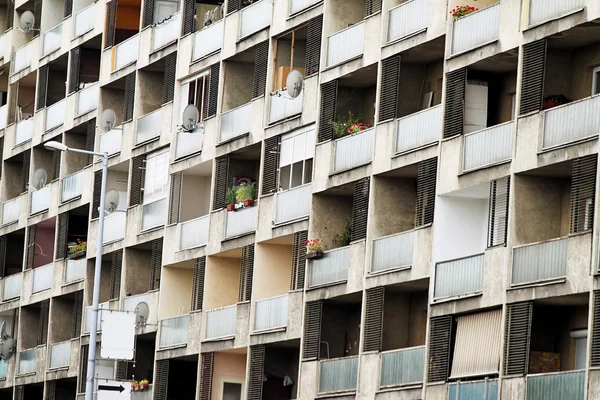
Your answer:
269;90;303;124
74;3;96;38
48;341;71;369
2;273;22;301
123;293;150;312
62;171;84;203
152;13;180;51
136;108;164;145
159;315;189;347
309;246;350;287
451;3;500;55
0;359;7;378
239;0;273;39
326;22;365;68
84;302;109;332
18;349;37;375
76;82;99;116
542;95;600;150
225;205;258;238
254;294;288;332
205;305;237;340
371;230;414;274
387;0;427;43
131;385;153;400
289;0;320;15
275;183;311;224
0;104;7;130
526;371;584;400
13;42;33;74
2;197;20;225
32;263;53;293
380;346;425;388
528;0;584;27
319;357;359;394
220;103;252;142
179;215;209;250
396;105;441;154
511;237;567;286
42;23;63;57
114;34;139;71
15;118;34;145
31;186;51;215
449;379;499;400
333;127;374;172
463;121;514;172
46;99;67;131
65;258;86;283
103;212;126;244
142;198;166;231
434;253;484;300
175;131;203;159
99;128;122;156
193;20;224;61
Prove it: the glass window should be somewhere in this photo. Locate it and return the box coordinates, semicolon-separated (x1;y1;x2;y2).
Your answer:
291;161;303;188
304;158;313;184
593;66;600;95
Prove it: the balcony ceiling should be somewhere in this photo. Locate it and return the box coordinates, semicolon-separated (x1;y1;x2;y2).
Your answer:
548;20;600;50
401;36;445;65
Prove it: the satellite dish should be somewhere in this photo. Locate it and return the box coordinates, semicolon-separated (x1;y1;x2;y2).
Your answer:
285;70;304;99
18;11;36;32
181;104;199;132
0;322;6;340
31;168;47;190
99;109;117;133
104;189;120;213
134;302;149;327
0;338;15;360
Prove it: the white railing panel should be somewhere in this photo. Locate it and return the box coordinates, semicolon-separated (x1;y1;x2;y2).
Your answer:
103;212;126;244
99;128;123;156
193;20;224;61
136;108;163;145
543;96;600;149
18;349;37;375
289;0;321;15
152;13;180;51
2;273;22;300
372;230;415;273
159;315;189;347
62;171;84;202
529;0;584;26
0;104;7;130
225;205;258;238
239;0;273;38
205;305;237;340
512;237;568;286
449;379;499;400
254;294;288;332
142;198;166;231
32;263;53;293
114;34;140;70
319;357;359;393
434;254;484;300
179;215;209;250
42;23;63;56
463;121;514;172
2;197;20;225
220;103;252;142
269;90;303;123
326;22;365;68
31;186;51;215
49;341;71;369
387;0;427;43
15;118;34;145
275;184;311;224
396;105;441;153
380;346;425;387
84;302;109;333
65;258;86;283
74;3;97;38
77;82;99;116
175;131;203;159
123;293;149;312
13;42;33;74
333;127;374;172
46;99;67;131
451;3;500;55
309;246;350;287
526;371;584;400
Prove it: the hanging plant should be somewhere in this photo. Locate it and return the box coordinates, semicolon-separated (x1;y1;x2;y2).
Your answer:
450;3;479;19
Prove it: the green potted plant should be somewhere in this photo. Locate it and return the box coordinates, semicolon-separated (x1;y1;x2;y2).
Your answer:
335;221;352;247
139;379;149;390
67;238;87;259
303;238;324;259
329;112;371;139
236;182;256;207
226;188;237;211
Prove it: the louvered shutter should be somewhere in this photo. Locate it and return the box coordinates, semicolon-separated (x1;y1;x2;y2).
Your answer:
363;286;384;352
379;55;400;122
443;68;466;138
0;138;4;179
153;360;169;400
212;155;228;210
305;15;323;76
261;135;280;195
0;236;6;278
68;47;81;94
149;238;163;290
6;0;13;31
302;301;322;359
33;0;41;32
570;155;597;234
199;353;214;400
248;345;265;400
520;40;546;115
55;212;69;260
142;0;154;28
37;300;49;345
168;172;182;225
36;65;49;111
72;290;83;338
238;245;254;302
129;155;145;207
503;302;532;376
227;0;240;13
25;225;36;269
7;83;17;125
109;249;123;300
116;360;128;380
318;80;337;142
85;119;95;165
51;144;61;180
14;386;23;400
591;291;600;366
415;158;437;227
64;0;73;17
21;149;30;193
123;72;136;122
79;344;89;392
92;171;102;219
162;52;177;104
181;0;195;35
365;0;382;16
104;0;118;49
488;176;510;247
191;256;206;311
351;177;370;241
206;63;220;118
46;380;56;400
290;231;308;290
252;41;269;99
427;315;452;383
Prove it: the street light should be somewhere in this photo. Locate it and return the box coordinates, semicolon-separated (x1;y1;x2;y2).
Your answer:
44;141;108;400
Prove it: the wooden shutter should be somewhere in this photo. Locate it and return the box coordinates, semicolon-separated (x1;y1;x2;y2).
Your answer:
427;315;452;383
46;380;56;400
162;52;177;104
199;353;214;400
206;63;220;118
104;0;118;49
318;80;338;142
351;177;370;241
142;0;154;28
191;256;206;311
92;171;102;219
181;0;195;35
570;155;597;234
302;301;322;359
79;344;89;392
116;360;128;380
238;244;254;302
363;286;384;352
68;47;81;94
123;72;136;122
36;65;49;111
33;0;41;32
212;155;228;210
14;386;23;400
415;157;437;227
64;0;73;17
227;0;240;13
443;67;466;138
591;291;600;367
72;290;83;338
153;359;169;400
149;238;163;290
488;176;510;247
25;225;36;269
520;40;546;115
85;119;96;165
379;55;400;122
290;231;308;291
305;15;323;76
0;236;6;278
365;0;382;16
504;302;533;376
55;212;69;260
21;149;30;193
37;299;49;345
252;41;269;99
261;135;280;195
109;249;123;300
247;345;265;400
168;172;182;225
129;155;145;207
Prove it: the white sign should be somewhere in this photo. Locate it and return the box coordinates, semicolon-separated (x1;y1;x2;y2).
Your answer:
101;311;135;360
97;379;131;400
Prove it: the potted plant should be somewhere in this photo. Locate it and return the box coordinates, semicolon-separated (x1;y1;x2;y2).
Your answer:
304;238;324;259
226;188;237;211
139;379;149;390
450;3;478;19
236;182;256;207
67;238;87;259
335;221;352;247
329;112;371;139
131;381;139;391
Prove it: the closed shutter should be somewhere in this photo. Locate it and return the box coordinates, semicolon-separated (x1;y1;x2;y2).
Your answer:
199;353;215;400
427;315;452;383
252;41;269;99
520;40;546;115
72;290;83;338
488;176;510;247
181;0;195;35
25;225;36;269
64;0;73;17
591;291;600;367
227;0;240;13
0;236;6;278
51;137;62;180
363;286;384;352
247;345;265;400
318;80;338;142
379;55;400;122
33;0;41;32
168;172;182;225
123;72;136;122
6;0;13;31
55;212;69;260
443;67;466;138
0;138;4;179
570;155;597;234
104;0;118;49
116;360;128;380
238;244;254;302
212;155;228;210
21;149;30;193
290;231;308;290
36;65;49;111
85;119;96;165
305;15;323;76
191;256;206;311
162;52;177;104
14;386;23;400
92;171;102;219
79;344;89;392
68;47;81;94
142;0;154;28
153;359;169;400
109;249;123;299
149;238;163;290
365;0;382;16
37;299;49;345
302;301;322;359
206;63;220;118
129;155;145;207
7;83;17;125
46;380;56;400
415;157;437;227
503;302;533;376
261;135;280;195
351;177;370;241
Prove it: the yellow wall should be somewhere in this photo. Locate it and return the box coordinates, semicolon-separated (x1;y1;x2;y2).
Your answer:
181;175;211;221
212;352;247;400
158;266;193;319
254;243;292;301
204;256;240;310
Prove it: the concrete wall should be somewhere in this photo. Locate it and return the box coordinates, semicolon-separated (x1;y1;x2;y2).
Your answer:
310;194;353;251
382;290;427;351
222;62;253;112
253;243;292;301
124;247;151;296
324;0;365;35
370;176;416;239
49;296;74;343
137;70;164;116
204;256;240;310
157;264;193;319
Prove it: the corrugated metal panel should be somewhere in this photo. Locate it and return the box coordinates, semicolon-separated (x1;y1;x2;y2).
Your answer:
262;135;280;195
371;230;414;273
333;127;374;172
319;357;359;393
529;0;584;26
380;346;425;387
396;105;441;154
248;345;265;400
199;353;214;400
451;3;499;55
526;370;585;400
378;55;400;122
252;41;269;99
275;184;311;224
319;80;337;142
305;15;323;75
387;0;427;43
428;315;452;382
591;290;600;367
240;0;272;39
434;254;484;300
363;287;384;352
225;205;258;237
511;237;567;286
503;302;532;376
519;40;546;115
351;177;370;241
212;155;228;210
463;122;514;172
220;103;252;142
309;246;350;287
448;379;499;400
326;22;364;68
255;294;288;331
191;256;206;312
444;68;466;138
415;157;437;227
205;305;236;339
570;155;597;233
488;176;510;248
302;301;322;359
543;95;600;149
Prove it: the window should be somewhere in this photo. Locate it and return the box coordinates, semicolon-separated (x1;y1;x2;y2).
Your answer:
571;329;587;370
593;66;600;96
143;149;169;204
154;0;179;23
279;127;315;191
180;71;209;123
272;26;308;92
223;382;242;400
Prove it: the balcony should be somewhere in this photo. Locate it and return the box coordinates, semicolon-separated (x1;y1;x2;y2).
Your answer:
61;170;84;203
42;23;63;57
380;346;425;388
463;121;514;172
526;371;584;400
542;96;600;150
192;20;224;61
2;197;20;225
175;131;203;159
268;90;303;124
30;186;51;215
84;301;109;332
65;258;86;283
135;108;164;145
205;305;236;340
13;42;33;74
274;183;311;225
319;356;358;394
18;349;37;375
395;105;441;154
333;127;374;173
99;128;122;156
220;103;251;143
511;237;567;287
152;13;180;51
451;3;500;56
179;215;209;250
159;315;189;348
2;273;22;301
74;3;96;39
528;0;584;27
449;379;499;400
371;230;414;274
32;263;53;293
76;82;99;116
46;99;67;131
225;205;258;238
239;0;273;39
0;104;7;130
433;253;484;301
309;246;350;288
15;118;34;146
48;341;71;369
141;198;166;231
254;294;288;332
387;0;427;43
114;34;139;71
326;22;365;68
103;212;126;244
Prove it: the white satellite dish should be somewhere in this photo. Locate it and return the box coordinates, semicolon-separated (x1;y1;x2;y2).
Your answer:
17;11;37;33
99;108;117;133
104;189;120;213
134;302;149;327
0;322;15;361
181;104;199;132
31;168;48;190
285;70;304;99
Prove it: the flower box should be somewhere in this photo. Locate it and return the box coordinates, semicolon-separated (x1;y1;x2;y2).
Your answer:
306;251;324;260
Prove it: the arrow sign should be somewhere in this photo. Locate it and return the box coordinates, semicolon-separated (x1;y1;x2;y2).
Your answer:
97;379;131;400
99;385;125;393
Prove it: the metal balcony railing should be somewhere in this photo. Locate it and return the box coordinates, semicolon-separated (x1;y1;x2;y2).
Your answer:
511;237;568;286
451;3;500;55
179;215;209;250
387;0;427;43
289;0;321;15
42;23;63;57
326;22;365;68
254;294;288;332
74;3;96;38
434;253;484;300
205;305;237;340
2;197;20;225
46;99;67;131
225;205;258;238
239;0;272;39
32;263;53;293
463;121;514;172
103;212;126;244
135;107;164;145
13;42;33;74
528;0;584;27
175;131;203;159
0;104;7;130
99;128;122;156
48;341;71;369
15;118;34;146
274;183;311;224
395;105;441;154
76;82;99;116
448;378;499;400
220;103;252;142
269;90;303;123
542;95;600;150
2;273;22;301
371;230;415;273
18;349;37;375
114;34;139;71
526;371;584;400
141;198;166;231
65;258;86;283
380;346;425;388
309;246;350;287
30;186;51;215
61;171;84;203
333;127;374;172
319;357;359;394
84;302;109;333
193;20;224;61
152;13;180;51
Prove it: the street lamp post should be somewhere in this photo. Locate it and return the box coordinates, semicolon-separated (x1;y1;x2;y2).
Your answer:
44;141;108;400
